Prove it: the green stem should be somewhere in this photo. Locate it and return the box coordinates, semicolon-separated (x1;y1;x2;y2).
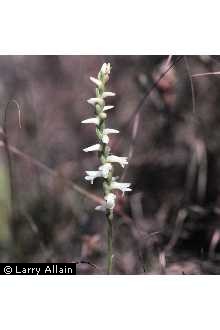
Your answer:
106;209;113;275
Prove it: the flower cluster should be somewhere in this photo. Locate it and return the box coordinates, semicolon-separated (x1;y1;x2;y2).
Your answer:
82;63;132;212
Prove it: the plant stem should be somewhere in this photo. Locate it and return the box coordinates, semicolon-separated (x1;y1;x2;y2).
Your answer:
106;209;113;274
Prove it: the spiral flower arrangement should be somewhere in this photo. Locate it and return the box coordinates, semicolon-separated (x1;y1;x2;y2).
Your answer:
81;63;132;274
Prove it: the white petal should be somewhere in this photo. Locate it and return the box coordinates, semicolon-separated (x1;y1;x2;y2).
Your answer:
111;182;132;195
99;163;112;178
107;155;128;168
103;128;119;135
81;117;100;125
111;182;131;189
122;189;132;196
103;105;115;112
85;176;95;184
105;193;116;209
102;134;109;144
87;98;103;106
90;76;102;88
85;170;102;184
95;205;106;212
83;144;101;152
85;170;100;176
102;92;116;98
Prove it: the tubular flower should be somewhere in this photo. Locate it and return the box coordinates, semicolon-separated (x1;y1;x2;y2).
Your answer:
103;105;115;112
102;92;116;98
101;128;119;144
83;144;101;152
90;77;103;88
106;155;128;168
87;97;103;106
110;181;132;196
85;170;102;184
82;62;132;212
81;117;100;125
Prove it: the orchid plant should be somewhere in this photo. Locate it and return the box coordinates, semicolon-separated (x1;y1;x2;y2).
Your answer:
82;63;132;274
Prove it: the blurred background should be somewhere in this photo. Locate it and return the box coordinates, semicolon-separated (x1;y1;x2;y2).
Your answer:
1;55;220;274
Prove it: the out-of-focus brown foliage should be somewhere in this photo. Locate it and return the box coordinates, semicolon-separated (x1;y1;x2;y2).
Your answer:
1;55;220;274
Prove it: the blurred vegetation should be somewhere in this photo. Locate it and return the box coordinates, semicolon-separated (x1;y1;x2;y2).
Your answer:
1;55;220;274
0;163;11;246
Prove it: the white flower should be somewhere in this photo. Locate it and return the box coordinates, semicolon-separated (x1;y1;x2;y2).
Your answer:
101;63;111;75
87;97;103;106
103;105;115;111
90;76;102;88
105;193;116;209
83;144;101;152
95;193;116;212
102;92;116;98
107;155;128;168
85;170;102;184
103;128;119;135
101;128;119;144
111;181;132;196
81;117;100;125
99;163;112;178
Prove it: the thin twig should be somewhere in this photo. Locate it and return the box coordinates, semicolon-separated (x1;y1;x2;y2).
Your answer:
192;71;220;78
11;99;22;128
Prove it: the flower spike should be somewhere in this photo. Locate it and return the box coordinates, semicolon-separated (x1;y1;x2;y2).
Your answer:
82;63;131;208
82;63;132;274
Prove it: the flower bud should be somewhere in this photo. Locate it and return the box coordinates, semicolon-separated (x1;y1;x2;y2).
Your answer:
99;112;107;120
